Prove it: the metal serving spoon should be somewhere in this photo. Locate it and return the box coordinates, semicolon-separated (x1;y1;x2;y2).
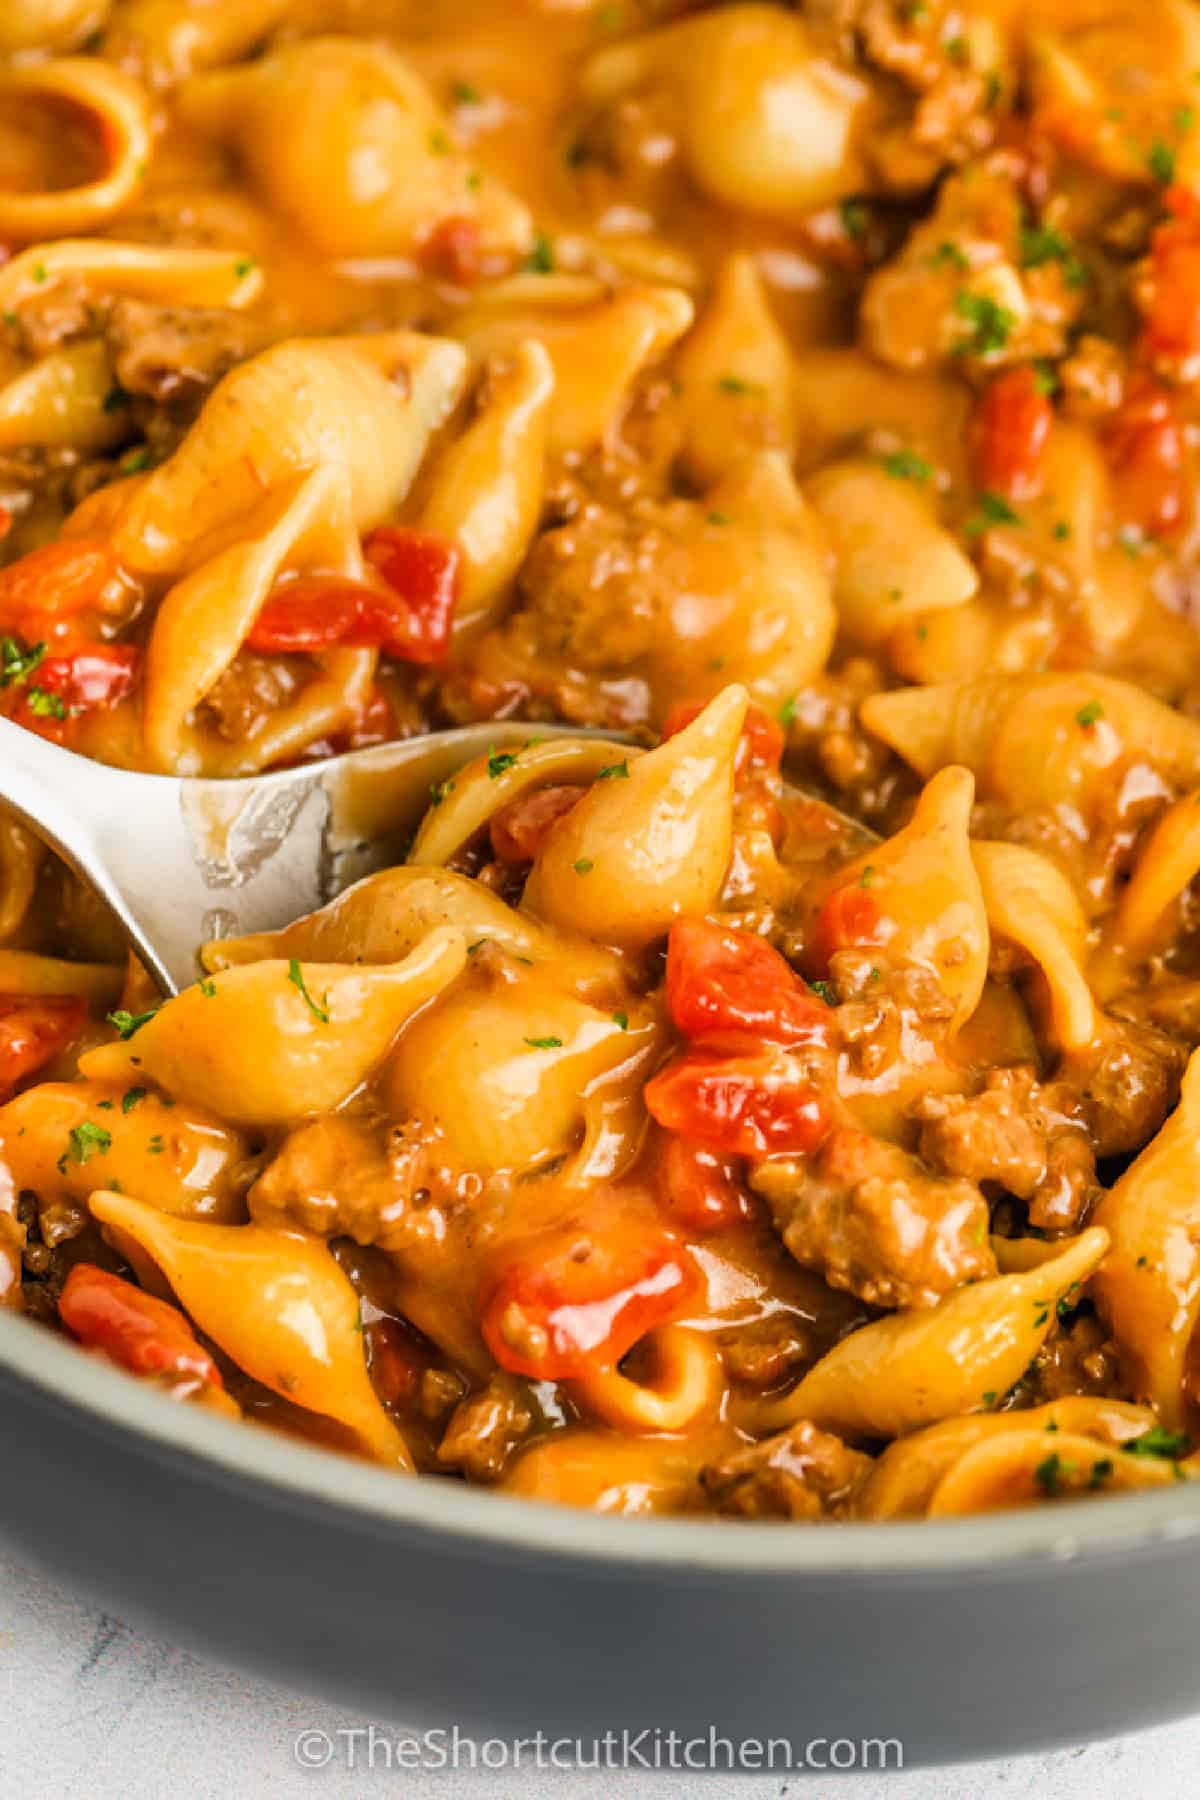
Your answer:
0;715;604;994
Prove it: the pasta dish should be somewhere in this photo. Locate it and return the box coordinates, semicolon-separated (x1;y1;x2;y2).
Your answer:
3;0;1200;1523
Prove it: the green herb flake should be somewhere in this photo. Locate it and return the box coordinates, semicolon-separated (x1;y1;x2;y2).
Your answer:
451;80;483;106
1148;139;1177;184
0;637;46;688
101;384;129;415
234;258;256;279
981;1390;997;1406
1075;700;1104;729
119;447;153;474
707;509;732;525
953;289;1015;357
596;760;630;781
1177;105;1197;134
106;1007;157;1040
573;857;594;875
809;979;837;1006
930;240;970;272
121;1087;148;1114
965;490;1023;536
1052;519;1071;541
487;746;518;779
1032;361;1059;396
612;1010;629;1030
943;33;967;61
429;129;452;156
777;694;798;726
59;1120;112;1173
1089;1458;1115;1490
287;959;330;1024
717;373;761;396
1127;1425;1192;1460
1034;1451;1076;1496
524;232;555;274
32;263;47;285
882;447;933;484
147;1134;165;1155
1018;222;1088;289
983;70;1003;108
26;687;67;720
859;865;875;889
839;199;867;242
524;1035;564;1049
465;169;482;193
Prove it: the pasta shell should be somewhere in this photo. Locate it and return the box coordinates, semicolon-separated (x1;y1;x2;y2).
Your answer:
671;255;795;486
0;241;262;316
0;1;109;54
926;1428;1181;1515
522;685;747;949
79;930;467;1126
420;340;555;636
1093;1048;1200;1426
970;841;1097;1051
88;1190;411;1467
0;341;128;455
1094;792;1200;990
777;1227;1110;1440
0;58;150;238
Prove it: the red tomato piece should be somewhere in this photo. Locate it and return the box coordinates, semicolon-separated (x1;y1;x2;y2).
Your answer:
1139;204;1200;363
8;644;139;743
0;538;126;642
968;365;1053;502
644;1048;830;1158
245;575;368;653
58;1264;223;1389
656;1134;752;1232
0;993;87;1099
489;784;583;863
363;527;462;663
665;917;831;1048
421;215;485;285
480;1222;700;1380
809;882;883;968
661;698;785;778
1101;377;1187;538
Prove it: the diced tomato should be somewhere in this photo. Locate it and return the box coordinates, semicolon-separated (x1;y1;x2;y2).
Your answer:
7;644;139;743
969;365;1053;502
421;215;485;285
1138;204;1200;364
0;993;87;1098
809;881;884;968
363;527;461;663
661;698;785;779
0;538;127;645
0;507;11;541
480;1221;699;1380
656;1134;752;1232
644;1047;830;1158
248;530;461;665
665;917;831;1049
490;784;582;863
1101;377;1187;538
58;1263;223;1390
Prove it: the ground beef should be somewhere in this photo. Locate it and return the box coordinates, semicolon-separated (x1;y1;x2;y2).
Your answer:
104;300;261;403
914;1066;1100;1234
437;1374;534;1482
197;652;304;743
701;1419;872;1520
827;951;955;1081
718;1314;820;1391
751;1126;995;1311
1059;1018;1186;1159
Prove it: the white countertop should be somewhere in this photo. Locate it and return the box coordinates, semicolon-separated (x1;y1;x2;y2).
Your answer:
1;1549;1197;1799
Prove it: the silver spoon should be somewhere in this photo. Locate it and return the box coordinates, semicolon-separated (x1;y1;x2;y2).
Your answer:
0;715;606;993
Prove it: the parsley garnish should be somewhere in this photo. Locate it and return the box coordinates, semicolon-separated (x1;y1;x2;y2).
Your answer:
287;959;330;1023
147;1134;164;1155
596;760;630;780
859;865;875;888
234;258;256;278
777;694;798;726
429;129;452;155
1075;700;1103;729
573;857;594;874
1034;1451;1076;1496
120;447;153;474
1018;221;1088;289
1148;140;1177;184
881;448;932;484
57;1121;112;1174
839;199;867;242
121;1087;147;1114
106;1007;156;1040
26;688;66;719
1052;520;1071;541
953;290;1015;356
451;80;482;105
707;509;732;525
717;373;761;396
0;637;46;688
487;746;518;779
524;232;554;274
612;1010;629;1030
809;979;837;1005
524;1035;563;1049
102;384;129;415
1127;1426;1191;1460
965;490;1022;536
930;240;969;272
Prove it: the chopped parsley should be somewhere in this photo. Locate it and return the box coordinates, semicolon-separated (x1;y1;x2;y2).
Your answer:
930;240;970;272
147;1134;164;1155
451;80;482;105
839;199;867;242
1032;361;1059;396
1034;1451;1076;1496
1148;140;1177;184
1018;221;1088;289
707;509;732;525
981;1390;997;1406
859;865;875;888
717;373;761;396
1075;700;1104;729
1089;1458;1114;1490
881;448;932;484
487;746;518;779
287;959;330;1024
106;1007;157;1040
32;263;47;284
777;694;798;726
953;290;1015;357
523;232;555;274
595;760;630;780
198;977;217;998
573;857;594;875
26;688;66;720
234;258;256;279
121;1087;148;1114
612;1010;629;1030
429;129;452;155
0;637;46;688
429;778;455;805
119;447;153;474
809;979;837;1006
1126;1426;1191;1460
524;1035;563;1049
1052;519;1071;541
965;490;1023;536
102;384;129;414
57;1120;112;1174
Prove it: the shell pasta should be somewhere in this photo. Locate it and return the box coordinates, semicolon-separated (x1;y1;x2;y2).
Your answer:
5;0;1200;1524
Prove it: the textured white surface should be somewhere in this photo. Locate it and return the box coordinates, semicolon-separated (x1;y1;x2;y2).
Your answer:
0;1550;1198;1799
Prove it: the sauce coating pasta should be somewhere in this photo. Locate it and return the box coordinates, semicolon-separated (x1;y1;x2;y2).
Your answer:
5;0;1200;1521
